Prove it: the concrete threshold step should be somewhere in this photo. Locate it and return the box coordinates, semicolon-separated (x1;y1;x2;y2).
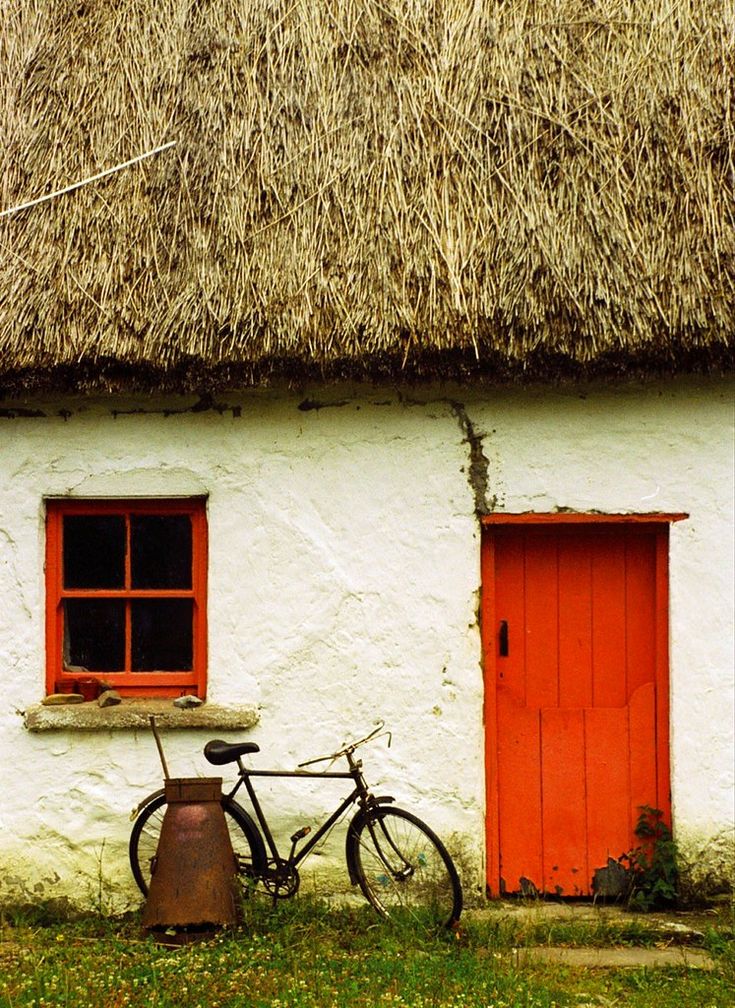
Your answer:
516;946;715;970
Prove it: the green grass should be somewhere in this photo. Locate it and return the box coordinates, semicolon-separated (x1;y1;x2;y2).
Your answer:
1;898;733;1008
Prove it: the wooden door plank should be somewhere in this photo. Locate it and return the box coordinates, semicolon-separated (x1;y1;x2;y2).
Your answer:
497;691;543;895
541;707;587;896
591;536;627;707
558;536;593;708
625;534;656;699
654;531;672;821
481;531;501;894
629;682;658;825
585;706;632;886
493;532;527;706
525;535;559;708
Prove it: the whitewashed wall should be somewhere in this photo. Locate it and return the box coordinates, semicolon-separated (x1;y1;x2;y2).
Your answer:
0;376;732;908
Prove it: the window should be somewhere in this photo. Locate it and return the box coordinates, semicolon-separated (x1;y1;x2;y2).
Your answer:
45;499;207;698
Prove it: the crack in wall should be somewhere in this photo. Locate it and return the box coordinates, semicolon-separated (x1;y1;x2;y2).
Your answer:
449;401;493;516
4;392;498;519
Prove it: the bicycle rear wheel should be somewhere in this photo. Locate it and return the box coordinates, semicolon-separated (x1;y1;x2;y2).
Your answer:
129;792;264;897
347;806;462;928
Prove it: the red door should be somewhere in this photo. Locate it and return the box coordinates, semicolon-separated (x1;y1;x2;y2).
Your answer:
482;520;672;897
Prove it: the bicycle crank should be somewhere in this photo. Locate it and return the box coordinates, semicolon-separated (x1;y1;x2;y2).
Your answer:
262;858;300;899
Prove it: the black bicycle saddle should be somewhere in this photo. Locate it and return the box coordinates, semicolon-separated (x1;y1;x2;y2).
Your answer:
204;739;260;765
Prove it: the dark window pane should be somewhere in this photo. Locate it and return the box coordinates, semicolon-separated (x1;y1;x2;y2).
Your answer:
130;515;192;589
132;599;193;671
64;599;125;671
63;515;125;589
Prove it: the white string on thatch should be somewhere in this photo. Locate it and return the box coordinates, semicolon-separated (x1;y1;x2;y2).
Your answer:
0;141;177;219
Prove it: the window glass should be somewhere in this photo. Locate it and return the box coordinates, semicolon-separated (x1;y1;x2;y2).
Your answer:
63;515;125;589
63;599;126;671
130;515;192;589
131;599;193;671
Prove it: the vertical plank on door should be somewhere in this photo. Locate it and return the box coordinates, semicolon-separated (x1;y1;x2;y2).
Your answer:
493;531;527;706
481;531;500;895
558;536;593;708
654;532;672;819
591;536;627;707
625;534;657;699
525;535;559;708
585;706;632;878
541;707;587;895
629;682;658;824
497;692;543;894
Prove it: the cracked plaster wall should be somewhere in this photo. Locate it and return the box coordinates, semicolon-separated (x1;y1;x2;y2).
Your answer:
0;376;732;906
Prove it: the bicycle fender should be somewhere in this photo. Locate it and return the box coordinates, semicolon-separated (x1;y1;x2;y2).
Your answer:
344;797;395;885
129;788;165;821
222;797;268;875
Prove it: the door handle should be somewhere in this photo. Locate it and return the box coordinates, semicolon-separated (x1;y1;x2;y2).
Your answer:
498;620;509;657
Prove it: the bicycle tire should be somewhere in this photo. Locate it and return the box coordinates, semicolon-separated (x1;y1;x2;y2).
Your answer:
346;806;462;928
129;791;266;897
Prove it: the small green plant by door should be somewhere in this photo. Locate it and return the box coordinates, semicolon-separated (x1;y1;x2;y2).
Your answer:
620;805;678;910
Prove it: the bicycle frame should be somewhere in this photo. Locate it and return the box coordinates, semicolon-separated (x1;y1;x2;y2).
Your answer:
224;758;377;870
130;722;462;927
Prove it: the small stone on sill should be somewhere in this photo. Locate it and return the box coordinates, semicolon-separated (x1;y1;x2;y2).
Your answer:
41;693;85;706
98;689;122;708
173;695;204;709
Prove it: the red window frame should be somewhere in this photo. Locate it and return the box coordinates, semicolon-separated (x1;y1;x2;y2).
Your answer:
45;498;208;698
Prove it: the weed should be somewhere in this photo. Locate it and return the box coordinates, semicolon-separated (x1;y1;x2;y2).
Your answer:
620;807;679;911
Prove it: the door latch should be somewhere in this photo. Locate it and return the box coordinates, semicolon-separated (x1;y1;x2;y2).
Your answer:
498;620;509;657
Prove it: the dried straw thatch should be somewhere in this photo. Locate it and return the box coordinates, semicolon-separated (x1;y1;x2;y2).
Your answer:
0;0;733;393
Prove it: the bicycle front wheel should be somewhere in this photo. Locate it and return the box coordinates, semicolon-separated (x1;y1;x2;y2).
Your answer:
129;792;264;897
347;806;462;928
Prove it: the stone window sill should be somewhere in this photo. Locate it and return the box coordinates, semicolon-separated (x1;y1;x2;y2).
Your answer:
23;699;259;733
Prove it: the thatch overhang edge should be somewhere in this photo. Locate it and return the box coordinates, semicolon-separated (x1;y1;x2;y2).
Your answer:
1;342;732;400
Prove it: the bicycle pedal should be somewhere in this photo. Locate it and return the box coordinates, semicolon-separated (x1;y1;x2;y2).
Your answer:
289;825;311;843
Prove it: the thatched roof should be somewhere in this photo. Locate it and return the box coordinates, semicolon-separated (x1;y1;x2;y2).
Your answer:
1;0;733;394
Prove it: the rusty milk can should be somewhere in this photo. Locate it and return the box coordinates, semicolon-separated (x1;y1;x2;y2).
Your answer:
141;776;238;942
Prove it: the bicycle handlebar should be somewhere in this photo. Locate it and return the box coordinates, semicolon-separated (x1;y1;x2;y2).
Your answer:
297;721;391;768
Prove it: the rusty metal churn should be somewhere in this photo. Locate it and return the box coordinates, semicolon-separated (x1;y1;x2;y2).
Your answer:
141;720;238;943
141;777;238;942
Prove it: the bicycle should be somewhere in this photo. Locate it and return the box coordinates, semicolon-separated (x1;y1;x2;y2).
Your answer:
129;723;463;929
